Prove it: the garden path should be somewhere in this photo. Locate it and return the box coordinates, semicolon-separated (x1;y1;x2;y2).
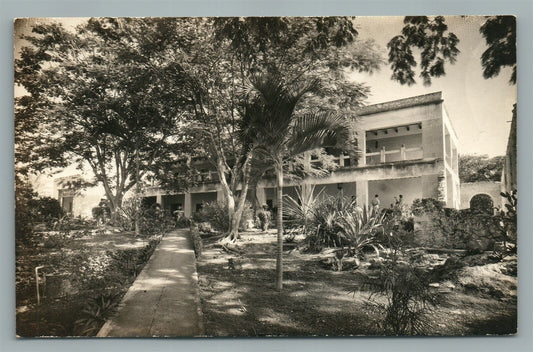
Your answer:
96;229;205;337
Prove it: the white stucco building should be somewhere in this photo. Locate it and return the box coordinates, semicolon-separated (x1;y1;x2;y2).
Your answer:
142;91;461;216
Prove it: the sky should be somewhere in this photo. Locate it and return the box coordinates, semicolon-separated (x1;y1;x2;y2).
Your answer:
351;16;516;157
15;16;516;157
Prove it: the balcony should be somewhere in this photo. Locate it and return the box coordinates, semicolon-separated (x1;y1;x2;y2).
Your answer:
366;144;423;165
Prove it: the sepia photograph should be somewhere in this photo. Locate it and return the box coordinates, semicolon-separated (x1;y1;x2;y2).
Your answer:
14;15;517;337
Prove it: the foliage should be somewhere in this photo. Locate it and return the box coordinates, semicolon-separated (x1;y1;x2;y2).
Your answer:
283;185;324;231
15;18;189;213
411;198;444;216
303;195;353;252
175;214;192;229
389;15;516;87
15;177;36;243
27;196;64;223
363;260;438;335
53;215;95;231
298;195;386;254
459;154;505;183
74;292;121;336
139;206;175;237
256;208;272;231
193;201;253;233
91;203;111;225
480;16;516;84
336;206;386;256
498;190;517;249
15;178;65;243
190;226;203;259
387;16;460;86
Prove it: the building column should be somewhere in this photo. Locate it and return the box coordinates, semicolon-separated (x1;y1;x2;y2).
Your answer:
216;187;225;203
355;180;368;207
156;193;163;207
256;186;266;206
359;128;366;166
184;192;192;218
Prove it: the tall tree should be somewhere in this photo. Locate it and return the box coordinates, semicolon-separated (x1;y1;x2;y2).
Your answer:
156;17;381;241
15;18;190;215
244;73;353;291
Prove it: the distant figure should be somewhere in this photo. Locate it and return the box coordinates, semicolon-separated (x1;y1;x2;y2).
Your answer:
371;194;380;217
397;194;404;207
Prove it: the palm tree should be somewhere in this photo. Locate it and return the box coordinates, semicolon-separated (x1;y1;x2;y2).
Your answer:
243;73;352;291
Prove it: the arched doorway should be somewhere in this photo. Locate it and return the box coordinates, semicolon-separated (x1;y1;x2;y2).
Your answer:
469;193;494;214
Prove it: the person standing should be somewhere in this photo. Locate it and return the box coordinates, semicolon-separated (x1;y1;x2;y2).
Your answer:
371;194;380;217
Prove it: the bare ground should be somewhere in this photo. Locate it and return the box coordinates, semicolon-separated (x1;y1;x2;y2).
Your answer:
196;230;517;337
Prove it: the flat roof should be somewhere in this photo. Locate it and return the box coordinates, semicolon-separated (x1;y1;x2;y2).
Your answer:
357;91;443;116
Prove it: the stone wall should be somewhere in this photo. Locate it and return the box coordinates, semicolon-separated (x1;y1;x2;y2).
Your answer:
460;181;503;209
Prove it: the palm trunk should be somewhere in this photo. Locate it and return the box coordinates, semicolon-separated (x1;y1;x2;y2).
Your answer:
275;164;284;291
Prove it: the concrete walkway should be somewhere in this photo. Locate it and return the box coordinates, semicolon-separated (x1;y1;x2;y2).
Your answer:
97;229;205;337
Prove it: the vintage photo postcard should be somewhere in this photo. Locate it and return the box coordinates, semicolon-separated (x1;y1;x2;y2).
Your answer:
14;16;517;337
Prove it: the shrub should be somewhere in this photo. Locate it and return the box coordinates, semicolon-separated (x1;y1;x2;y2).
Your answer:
92;203;111;224
256;209;271;231
193;201;253;233
303;195;355;251
336;205;386;256
28;196;64;223
411;198;444;216
283;185;324;231
190;225;203;259
498;190;517;248
140;206;175;237
74;292;121;336
362;259;438;335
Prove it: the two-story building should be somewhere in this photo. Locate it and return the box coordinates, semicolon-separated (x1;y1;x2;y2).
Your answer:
143;91;461;215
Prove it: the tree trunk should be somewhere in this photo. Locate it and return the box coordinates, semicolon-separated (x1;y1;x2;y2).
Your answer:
134;141;140;236
226;194;239;241
275;165;284;291
249;177;262;213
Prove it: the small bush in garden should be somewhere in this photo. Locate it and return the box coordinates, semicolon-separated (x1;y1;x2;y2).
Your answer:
362;259;438;335
190;225;203;259
74;292;121;336
92;202;111;225
497;190;517;253
303;195;352;251
283;185;324;232
256;208;271;231
140;206;175;237
194;201;253;233
175;214;191;228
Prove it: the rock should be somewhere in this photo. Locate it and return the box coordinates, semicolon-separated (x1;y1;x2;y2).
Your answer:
431;256;464;281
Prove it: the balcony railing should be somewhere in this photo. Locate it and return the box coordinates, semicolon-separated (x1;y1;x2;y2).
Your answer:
193;171;220;183
366;145;423;165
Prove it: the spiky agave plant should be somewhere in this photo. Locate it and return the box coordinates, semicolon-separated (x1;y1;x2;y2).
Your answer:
336;205;386;257
283;184;324;234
